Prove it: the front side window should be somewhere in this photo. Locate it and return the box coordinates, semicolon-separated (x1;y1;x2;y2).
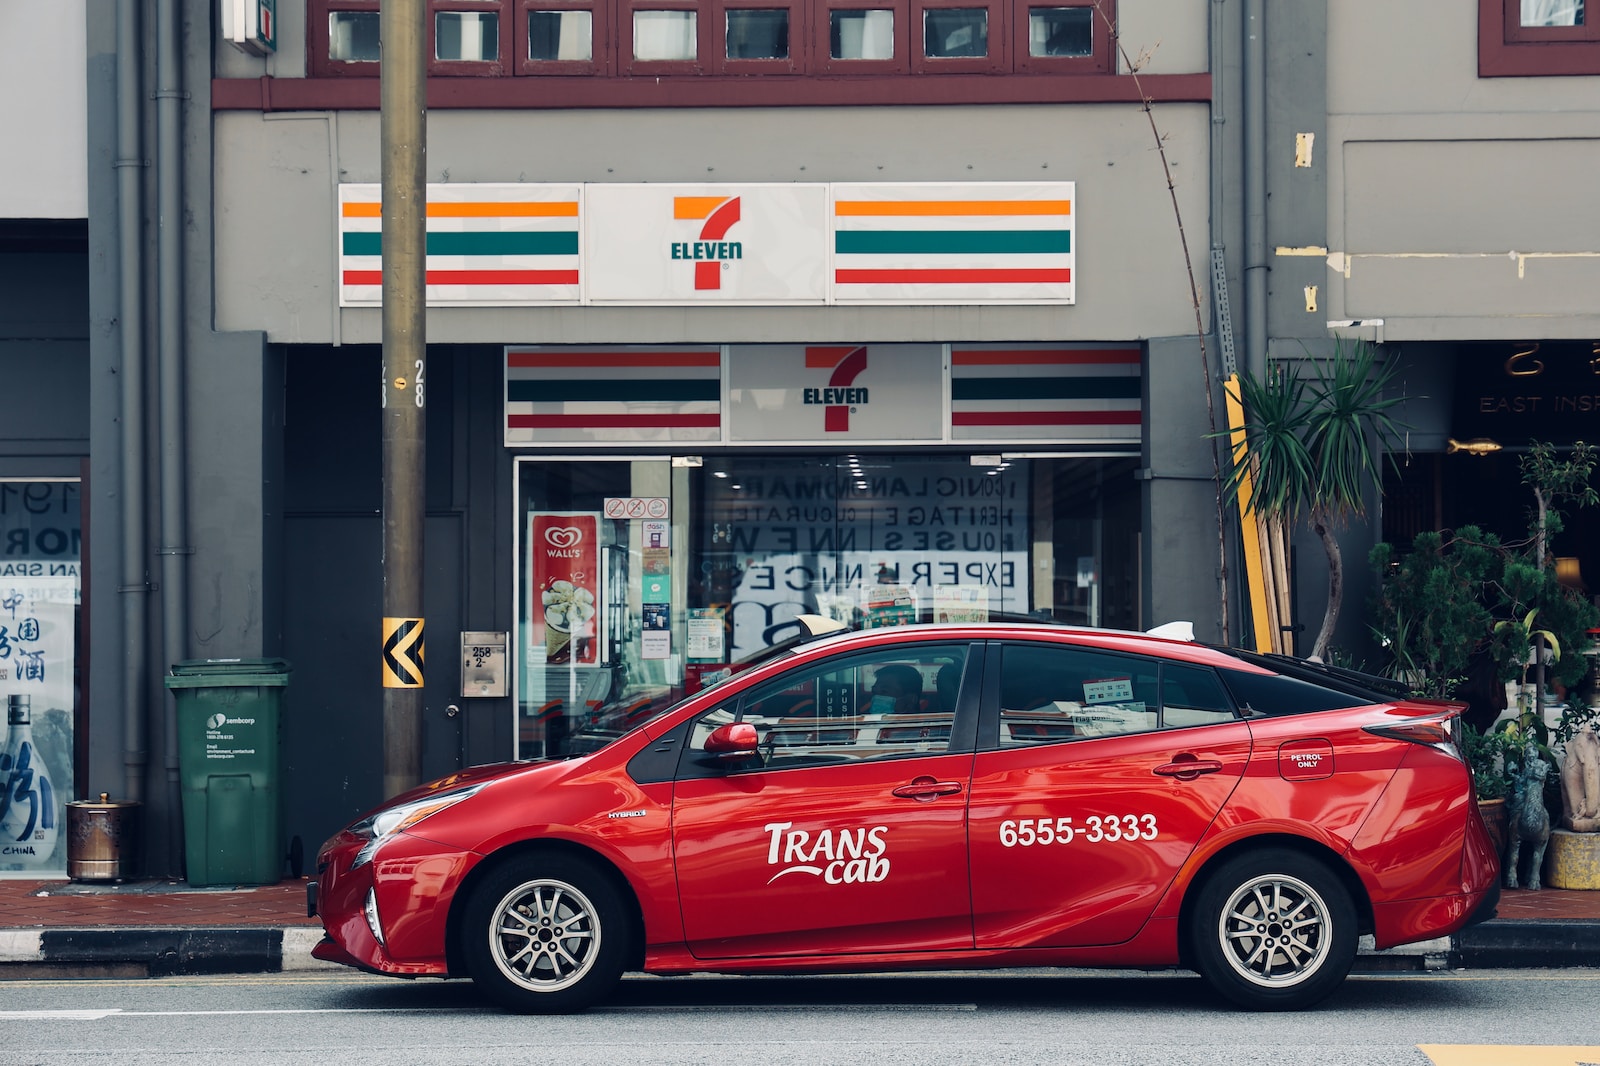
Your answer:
689;644;968;771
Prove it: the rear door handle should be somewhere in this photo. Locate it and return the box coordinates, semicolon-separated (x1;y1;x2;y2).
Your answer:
892;779;964;800
1153;759;1223;780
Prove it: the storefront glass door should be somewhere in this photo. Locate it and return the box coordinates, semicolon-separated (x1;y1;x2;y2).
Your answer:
515;457;683;759
514;452;1140;761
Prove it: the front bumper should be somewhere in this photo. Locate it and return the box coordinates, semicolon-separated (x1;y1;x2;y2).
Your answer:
312;831;479;976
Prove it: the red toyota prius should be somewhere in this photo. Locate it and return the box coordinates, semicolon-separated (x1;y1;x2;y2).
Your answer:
309;621;1499;1013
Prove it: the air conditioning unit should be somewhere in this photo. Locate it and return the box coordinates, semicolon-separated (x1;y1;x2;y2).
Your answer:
221;0;276;56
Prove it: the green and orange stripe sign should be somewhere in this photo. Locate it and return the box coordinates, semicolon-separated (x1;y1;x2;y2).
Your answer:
339;184;582;306
342;182;1075;306
504;348;722;444
831;185;1074;304
950;344;1139;442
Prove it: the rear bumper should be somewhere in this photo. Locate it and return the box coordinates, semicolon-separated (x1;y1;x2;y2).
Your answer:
1463;877;1500;928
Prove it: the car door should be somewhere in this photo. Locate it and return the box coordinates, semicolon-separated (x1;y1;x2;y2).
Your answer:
967;641;1251;948
672;642;980;960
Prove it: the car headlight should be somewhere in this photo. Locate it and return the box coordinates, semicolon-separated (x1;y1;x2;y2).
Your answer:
349;783;486;870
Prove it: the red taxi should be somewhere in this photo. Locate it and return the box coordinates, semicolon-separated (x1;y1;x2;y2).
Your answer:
309;621;1499;1012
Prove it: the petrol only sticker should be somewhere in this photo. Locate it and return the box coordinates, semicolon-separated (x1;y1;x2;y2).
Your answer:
763;822;890;885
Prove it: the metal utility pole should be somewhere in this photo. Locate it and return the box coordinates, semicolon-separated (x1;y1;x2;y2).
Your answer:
379;0;427;799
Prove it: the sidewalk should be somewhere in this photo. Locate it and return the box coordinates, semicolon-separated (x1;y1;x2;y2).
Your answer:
1;877;1596;977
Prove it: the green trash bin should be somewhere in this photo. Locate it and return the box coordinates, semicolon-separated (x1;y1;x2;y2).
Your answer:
164;658;291;887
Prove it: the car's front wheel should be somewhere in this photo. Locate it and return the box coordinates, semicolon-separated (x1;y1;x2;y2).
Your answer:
461;852;629;1013
1190;848;1356;1010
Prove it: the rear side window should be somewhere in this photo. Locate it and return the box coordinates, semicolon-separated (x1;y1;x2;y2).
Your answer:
1218;668;1369;717
1161;662;1236;728
998;644;1161;745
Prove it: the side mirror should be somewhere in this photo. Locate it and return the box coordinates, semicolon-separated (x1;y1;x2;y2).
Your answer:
703;721;759;759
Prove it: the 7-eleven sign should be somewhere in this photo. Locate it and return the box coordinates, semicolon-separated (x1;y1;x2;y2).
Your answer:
672;196;742;291
804;346;869;432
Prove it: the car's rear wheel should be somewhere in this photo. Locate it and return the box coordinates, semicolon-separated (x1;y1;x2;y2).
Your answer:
1190;848;1356;1010
461;853;629;1013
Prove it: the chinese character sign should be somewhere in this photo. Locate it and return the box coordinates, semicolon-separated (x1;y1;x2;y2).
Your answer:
0;481;79;876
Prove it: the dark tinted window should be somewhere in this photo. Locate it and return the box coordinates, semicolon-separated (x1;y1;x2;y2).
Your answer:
1218;668;1370;717
998;644;1160;745
1160;662;1236;727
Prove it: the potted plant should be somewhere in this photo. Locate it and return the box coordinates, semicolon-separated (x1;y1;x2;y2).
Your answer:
1463;722;1512;857
1222;340;1407;661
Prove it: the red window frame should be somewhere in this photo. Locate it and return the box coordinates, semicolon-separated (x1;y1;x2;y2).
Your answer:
714;0;805;74
816;0;911;75
1479;0;1600;77
912;0;1007;73
305;0;1124;78
620;0;708;74
311;0;381;78
1012;0;1112;74
515;0;611;75
429;0;513;76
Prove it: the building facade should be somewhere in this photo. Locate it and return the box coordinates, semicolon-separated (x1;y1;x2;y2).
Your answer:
29;0;1595;878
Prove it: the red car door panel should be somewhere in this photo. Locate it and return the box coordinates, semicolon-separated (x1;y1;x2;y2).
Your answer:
969;722;1251;947
673;752;974;959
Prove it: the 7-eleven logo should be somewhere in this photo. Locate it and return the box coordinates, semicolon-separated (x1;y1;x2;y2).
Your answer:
803;347;869;432
672;196;743;291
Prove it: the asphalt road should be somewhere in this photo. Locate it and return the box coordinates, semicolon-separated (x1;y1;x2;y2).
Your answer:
1;968;1597;1066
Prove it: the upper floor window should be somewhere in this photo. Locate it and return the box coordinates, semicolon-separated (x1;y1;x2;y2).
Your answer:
1480;0;1599;76
309;0;1112;76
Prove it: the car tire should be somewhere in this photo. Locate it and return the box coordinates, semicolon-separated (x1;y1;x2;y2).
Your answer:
1190;848;1357;1011
461;852;630;1014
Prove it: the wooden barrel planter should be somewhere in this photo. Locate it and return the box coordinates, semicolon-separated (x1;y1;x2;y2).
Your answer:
1479;798;1509;862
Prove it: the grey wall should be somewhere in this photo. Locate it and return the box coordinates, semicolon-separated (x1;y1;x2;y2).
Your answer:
214;104;1214;348
1143;333;1230;643
0;248;89;470
1323;0;1600;341
280;344;509;849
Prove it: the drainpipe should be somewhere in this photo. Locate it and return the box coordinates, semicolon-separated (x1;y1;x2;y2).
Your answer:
1243;0;1267;378
116;0;149;805
156;0;189;874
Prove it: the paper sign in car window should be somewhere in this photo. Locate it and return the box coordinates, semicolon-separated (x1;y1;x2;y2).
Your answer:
1083;677;1135;704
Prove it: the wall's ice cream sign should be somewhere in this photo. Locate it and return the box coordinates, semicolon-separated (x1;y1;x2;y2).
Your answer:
530;514;600;665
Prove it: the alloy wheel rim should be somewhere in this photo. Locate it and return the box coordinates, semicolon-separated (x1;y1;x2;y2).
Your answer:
488;879;602;993
1216;873;1331;988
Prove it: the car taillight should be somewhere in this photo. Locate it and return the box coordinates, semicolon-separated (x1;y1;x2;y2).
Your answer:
1364;718;1461;756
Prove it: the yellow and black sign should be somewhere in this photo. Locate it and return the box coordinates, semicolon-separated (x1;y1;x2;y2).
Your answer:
382;617;425;688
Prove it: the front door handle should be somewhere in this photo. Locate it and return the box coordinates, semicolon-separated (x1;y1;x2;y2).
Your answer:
1153;758;1223;780
892;778;963;800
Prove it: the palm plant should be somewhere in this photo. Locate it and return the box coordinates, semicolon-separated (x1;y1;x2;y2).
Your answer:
1223;341;1407;660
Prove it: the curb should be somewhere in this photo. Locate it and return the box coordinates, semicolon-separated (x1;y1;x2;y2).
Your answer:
0;926;338;976
3;923;1597;977
1456;919;1600;969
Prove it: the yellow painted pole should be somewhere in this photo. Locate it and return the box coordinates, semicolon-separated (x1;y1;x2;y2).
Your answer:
1226;374;1274;653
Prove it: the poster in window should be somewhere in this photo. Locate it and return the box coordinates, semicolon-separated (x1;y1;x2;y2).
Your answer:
0;481;80;876
529;512;600;666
